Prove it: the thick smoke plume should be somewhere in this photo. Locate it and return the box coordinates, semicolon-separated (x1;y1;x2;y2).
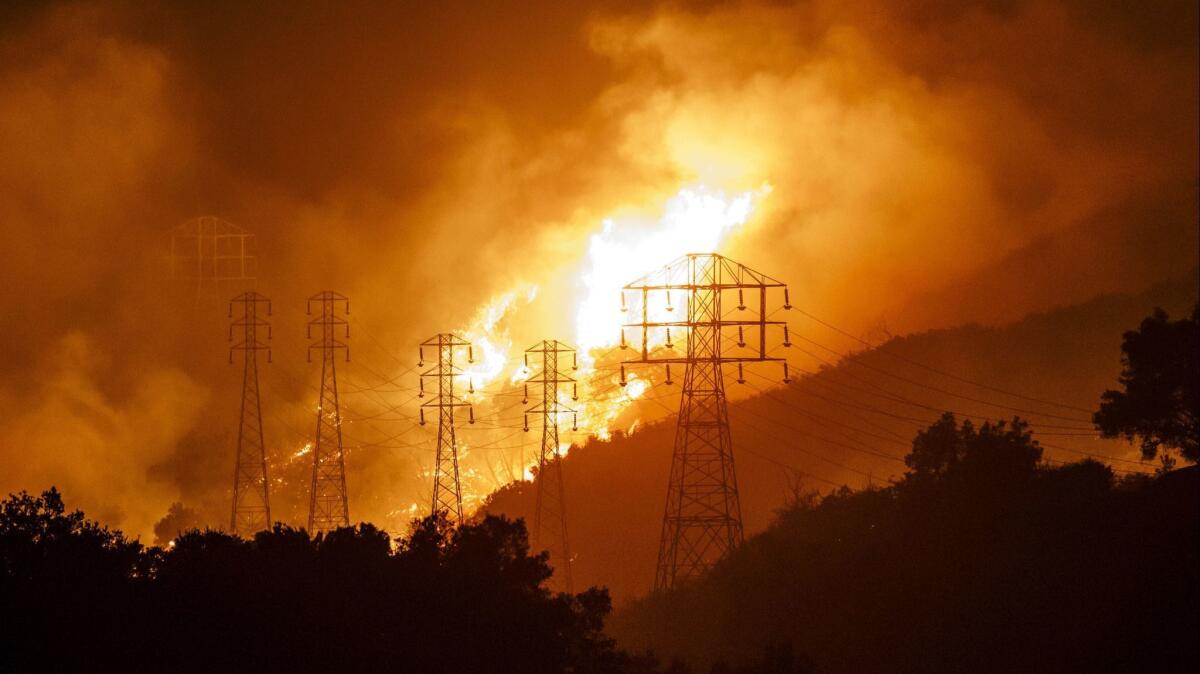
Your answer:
0;0;1194;538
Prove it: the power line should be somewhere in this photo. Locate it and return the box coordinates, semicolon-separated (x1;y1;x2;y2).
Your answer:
791;307;1095;414
784;341;1096;430
638;389;857;489
739;364;1152;470
790;332;1094;424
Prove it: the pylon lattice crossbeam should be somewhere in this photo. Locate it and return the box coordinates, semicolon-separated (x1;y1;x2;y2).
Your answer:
307;291;351;535
524;340;579;593
171;216;257;295
419;334;474;522
229;291;272;537
622;253;792;591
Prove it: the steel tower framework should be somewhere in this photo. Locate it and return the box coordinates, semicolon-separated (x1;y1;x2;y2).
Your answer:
229;291;273;536
171;216;257;295
307;291;351;535
621;253;791;590
418;334;475;521
522;340;579;593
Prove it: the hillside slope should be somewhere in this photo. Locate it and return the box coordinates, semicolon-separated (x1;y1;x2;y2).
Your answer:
611;464;1198;673
484;274;1197;602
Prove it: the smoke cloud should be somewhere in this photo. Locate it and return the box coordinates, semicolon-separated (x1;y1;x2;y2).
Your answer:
0;0;1194;538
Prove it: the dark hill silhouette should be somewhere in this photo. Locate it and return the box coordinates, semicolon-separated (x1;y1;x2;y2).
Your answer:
483;274;1197;602
609;429;1199;673
895;190;1198;331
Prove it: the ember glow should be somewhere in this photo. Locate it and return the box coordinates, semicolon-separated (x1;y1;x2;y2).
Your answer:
431;183;771;507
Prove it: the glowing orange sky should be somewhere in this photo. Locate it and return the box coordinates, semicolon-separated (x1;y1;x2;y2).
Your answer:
0;0;1195;539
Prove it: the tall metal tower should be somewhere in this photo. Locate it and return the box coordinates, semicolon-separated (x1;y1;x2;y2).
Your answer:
171;216;257;297
522;340;579;593
307;291;351;535
229;291;273;536
418;334;475;521
621;253;791;591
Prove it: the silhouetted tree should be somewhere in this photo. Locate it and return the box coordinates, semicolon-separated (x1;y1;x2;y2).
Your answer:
903;412;966;480
904;412;1042;486
614;414;1197;674
0;491;658;673
0;488;144;669
1095;305;1199;462
152;501;203;545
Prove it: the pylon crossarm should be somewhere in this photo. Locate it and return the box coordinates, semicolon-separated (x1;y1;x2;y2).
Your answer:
419;365;469;378
621;319;789;328
232;316;271;327
525;376;577;385
231;341;272;351
525;403;576;415
525;342;578;354
419;334;472;348
622;282;787;291
621;253;788;290
420;395;470;407
622;356;787;364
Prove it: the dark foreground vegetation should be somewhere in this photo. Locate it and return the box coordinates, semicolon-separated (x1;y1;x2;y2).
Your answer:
3;306;1195;673
7;439;1192;674
0;496;654;673
613;417;1199;673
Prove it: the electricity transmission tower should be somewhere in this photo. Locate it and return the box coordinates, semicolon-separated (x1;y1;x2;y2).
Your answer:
229;291;273;536
418;334;475;521
170;216;257;298
522;340;579;592
621;253;792;591
307;291;351;535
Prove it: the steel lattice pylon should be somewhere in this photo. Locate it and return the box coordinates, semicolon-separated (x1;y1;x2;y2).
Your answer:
419;334;475;521
307;291;351;535
523;340;580;593
170;216;257;298
621;253;792;590
229;292;273;536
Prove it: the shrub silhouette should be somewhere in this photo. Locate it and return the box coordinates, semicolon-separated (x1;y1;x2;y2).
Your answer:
0;496;653;673
613;423;1199;673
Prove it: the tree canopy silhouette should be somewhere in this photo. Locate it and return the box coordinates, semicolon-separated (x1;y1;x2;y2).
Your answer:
905;412;1042;485
1094;304;1199;462
612;415;1198;673
0;491;659;673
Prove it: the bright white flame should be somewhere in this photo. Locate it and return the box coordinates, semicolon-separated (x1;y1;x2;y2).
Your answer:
445;183;771;508
574;185;766;353
460;285;538;392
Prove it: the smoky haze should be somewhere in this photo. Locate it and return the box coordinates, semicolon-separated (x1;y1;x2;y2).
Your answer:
0;0;1195;539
